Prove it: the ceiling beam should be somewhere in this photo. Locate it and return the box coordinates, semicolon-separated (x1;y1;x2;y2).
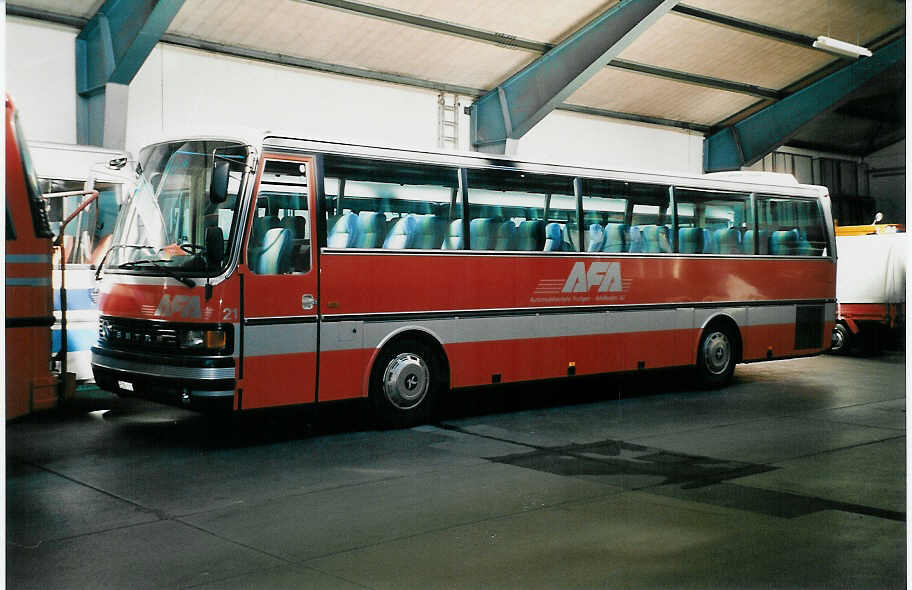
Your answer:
609;60;783;100
671;4;816;48
470;0;678;154
75;0;185;148
3;3;728;137
296;0;550;52
703;36;905;172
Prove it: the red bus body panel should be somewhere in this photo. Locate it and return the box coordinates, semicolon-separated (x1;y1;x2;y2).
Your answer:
5;97;57;419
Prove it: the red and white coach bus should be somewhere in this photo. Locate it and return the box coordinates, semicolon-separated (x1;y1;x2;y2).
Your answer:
91;135;836;427
6;96;57;419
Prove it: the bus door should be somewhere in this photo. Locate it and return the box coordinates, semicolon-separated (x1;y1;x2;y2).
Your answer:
240;155;319;409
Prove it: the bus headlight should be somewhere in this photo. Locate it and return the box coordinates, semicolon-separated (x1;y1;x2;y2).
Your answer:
179;328;227;351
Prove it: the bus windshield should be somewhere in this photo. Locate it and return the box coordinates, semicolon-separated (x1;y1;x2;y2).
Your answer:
103;140;249;274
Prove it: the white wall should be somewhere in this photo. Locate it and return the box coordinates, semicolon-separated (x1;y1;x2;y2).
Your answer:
6;18;78;144
7;16;702;174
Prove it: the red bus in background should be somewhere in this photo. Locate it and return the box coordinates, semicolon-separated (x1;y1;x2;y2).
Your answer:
91;135;836;427
5;96;57;419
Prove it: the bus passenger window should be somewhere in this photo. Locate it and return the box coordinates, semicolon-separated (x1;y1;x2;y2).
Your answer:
466;168;574;252
674;189;751;255
583;179;669;253
759;196;826;256
249;159;310;274
41;179;123;265
323;156;459;250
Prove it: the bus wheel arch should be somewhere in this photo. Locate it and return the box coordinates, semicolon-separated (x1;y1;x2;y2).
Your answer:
695;315;741;388
366;329;449;428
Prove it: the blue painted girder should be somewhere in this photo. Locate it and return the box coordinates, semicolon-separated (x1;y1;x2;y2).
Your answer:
704;36;905;172
76;0;185;145
470;0;678;153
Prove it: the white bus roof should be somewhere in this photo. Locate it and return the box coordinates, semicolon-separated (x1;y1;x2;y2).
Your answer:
136;131;828;198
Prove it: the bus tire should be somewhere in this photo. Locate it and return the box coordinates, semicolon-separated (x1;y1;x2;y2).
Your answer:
695;323;736;388
829;323;851;355
369;338;441;429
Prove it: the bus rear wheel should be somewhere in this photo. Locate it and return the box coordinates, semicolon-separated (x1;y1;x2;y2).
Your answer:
695;324;736;388
370;338;441;428
830;323;851;354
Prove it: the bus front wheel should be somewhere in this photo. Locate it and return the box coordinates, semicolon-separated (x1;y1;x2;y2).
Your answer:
370;338;441;428
695;324;736;388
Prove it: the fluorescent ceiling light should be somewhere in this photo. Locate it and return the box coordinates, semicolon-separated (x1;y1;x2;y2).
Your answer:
813;36;872;59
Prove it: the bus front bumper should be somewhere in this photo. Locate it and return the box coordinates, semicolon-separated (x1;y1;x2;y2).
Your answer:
91;347;236;412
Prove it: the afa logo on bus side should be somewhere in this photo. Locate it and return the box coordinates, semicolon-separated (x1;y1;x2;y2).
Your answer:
531;262;629;304
562;261;623;293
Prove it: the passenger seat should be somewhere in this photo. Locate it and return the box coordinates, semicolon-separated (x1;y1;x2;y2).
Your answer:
383;216;417;249
327;212;359;248
601;223;627;253
515;220;545;251
441;219;464;250
355;213;386;248
494;220;517;251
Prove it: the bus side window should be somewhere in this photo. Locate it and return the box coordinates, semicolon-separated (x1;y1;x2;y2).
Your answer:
583;179;669;253
322;156;459;250
249;159;310;274
674;189;751;255
465;168;570;252
759;196;826;256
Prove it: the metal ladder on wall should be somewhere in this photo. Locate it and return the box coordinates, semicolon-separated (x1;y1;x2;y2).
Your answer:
437;93;460;150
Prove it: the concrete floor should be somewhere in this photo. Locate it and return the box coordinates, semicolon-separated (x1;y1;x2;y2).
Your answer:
6;352;906;589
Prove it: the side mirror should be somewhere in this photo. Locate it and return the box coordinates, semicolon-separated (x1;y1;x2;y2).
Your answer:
205;225;225;268
873;211;884;225
210;160;230;204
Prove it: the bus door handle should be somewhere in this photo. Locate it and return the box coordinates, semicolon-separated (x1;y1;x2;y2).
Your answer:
301;294;316;310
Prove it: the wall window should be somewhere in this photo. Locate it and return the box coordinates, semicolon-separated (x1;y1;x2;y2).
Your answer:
248;159;310;274
466;169;576;251
323;156;460;250
582;179;670;253
675;188;752;254
758;196;827;256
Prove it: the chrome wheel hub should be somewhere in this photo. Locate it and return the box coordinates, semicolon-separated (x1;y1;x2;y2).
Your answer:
382;353;429;410
831;326;846;351
703;332;731;375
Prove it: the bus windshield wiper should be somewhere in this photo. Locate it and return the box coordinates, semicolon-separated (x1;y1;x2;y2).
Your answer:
94;244;157;280
116;259;196;288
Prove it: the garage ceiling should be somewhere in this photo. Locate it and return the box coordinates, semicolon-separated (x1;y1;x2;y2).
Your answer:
7;0;906;157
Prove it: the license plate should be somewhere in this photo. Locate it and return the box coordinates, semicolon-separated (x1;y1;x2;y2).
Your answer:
118;380;134;392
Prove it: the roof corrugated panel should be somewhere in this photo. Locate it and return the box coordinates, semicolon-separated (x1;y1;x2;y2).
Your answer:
360;0;617;45
169;0;536;89
619;13;836;90
685;0;905;43
14;0;98;18
567;68;759;126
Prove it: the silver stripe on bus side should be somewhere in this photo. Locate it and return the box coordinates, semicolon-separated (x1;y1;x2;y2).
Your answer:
6;254;52;263
244;323;318;356
91;355;236;380
6;277;52;286
241;303;816;357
